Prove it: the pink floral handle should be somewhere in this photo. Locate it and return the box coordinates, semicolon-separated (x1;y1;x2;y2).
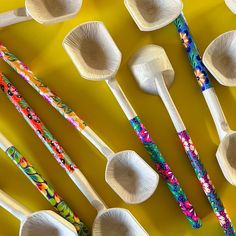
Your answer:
178;130;235;235
130;116;201;228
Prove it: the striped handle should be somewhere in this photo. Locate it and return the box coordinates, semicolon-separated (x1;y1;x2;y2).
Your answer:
3;145;89;235
174;13;236;236
130;116;201;228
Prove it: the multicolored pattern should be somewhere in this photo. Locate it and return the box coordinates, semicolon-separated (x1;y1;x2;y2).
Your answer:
6;146;90;235
174;14;212;91
178;130;235;235
130;116;201;228
0;44;86;131
174;14;236;236
0;72;77;174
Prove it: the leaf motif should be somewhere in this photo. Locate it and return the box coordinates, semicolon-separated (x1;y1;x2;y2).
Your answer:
49;198;57;206
47;186;55;197
57;201;66;212
8;148;21;163
31;174;44;183
24;166;37;175
18;100;28;109
5;52;18;61
42;129;53;140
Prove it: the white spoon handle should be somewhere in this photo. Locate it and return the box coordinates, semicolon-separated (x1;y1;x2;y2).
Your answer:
81;127;114;160
0;190;31;221
69;169;107;213
106;79;137;120
0;8;32;27
155;78;185;133
0;132;13;152
203;88;231;140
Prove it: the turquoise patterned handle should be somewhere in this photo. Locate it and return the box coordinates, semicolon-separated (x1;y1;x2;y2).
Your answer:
174;14;236;236
130;116;201;228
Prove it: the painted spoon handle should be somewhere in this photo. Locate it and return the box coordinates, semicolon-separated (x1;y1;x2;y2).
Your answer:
174;13;236;236
130;116;201;228
0;190;30;221
0;8;32;27
0;44;114;159
0;134;89;235
178;130;235;235
174;14;231;140
0;73;106;213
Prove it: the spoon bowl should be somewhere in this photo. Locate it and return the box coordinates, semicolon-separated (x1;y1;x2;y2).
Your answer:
129;44;175;95
64;22;159;204
21;211;78;236
124;0;183;31
225;0;236;14
26;0;82;24
0;0;81;27
106;150;159;204
216;132;236;186
93;208;148;236
63;21;122;81
203;30;236;87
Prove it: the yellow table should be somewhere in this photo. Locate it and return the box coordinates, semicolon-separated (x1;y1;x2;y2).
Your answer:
0;0;235;235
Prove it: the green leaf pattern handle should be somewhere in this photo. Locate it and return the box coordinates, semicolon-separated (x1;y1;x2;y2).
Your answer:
4;146;90;235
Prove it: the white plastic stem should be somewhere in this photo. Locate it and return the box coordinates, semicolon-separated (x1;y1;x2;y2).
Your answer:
0;190;31;221
0;132;13;152
0;8;32;27
81;126;114;160
203;88;231;140
69;169;107;213
106;78;137;120
155;78;186;133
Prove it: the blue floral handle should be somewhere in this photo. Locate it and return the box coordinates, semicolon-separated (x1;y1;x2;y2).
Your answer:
174;14;212;92
174;13;236;236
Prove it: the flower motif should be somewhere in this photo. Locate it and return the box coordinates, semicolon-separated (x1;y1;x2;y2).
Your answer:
36;183;48;194
202;182;211;193
194;69;206;87
179;32;190;48
19;157;28;168
54;193;61;203
216;212;226;226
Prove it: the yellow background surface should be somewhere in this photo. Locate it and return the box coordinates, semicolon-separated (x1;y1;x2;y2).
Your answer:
0;0;235;235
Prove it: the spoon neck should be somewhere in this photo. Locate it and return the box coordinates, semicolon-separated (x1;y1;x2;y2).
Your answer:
0;8;32;28
106;78;137;120
0;132;14;152
203;88;231;140
69;169;107;212
81;126;114;160
154;78;186;132
0;190;31;221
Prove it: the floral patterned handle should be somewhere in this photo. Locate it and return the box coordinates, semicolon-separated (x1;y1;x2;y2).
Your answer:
174;14;212;92
4;146;89;235
179;130;235;235
130;116;201;228
0;73;78;175
0;44;86;131
174;14;236;236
